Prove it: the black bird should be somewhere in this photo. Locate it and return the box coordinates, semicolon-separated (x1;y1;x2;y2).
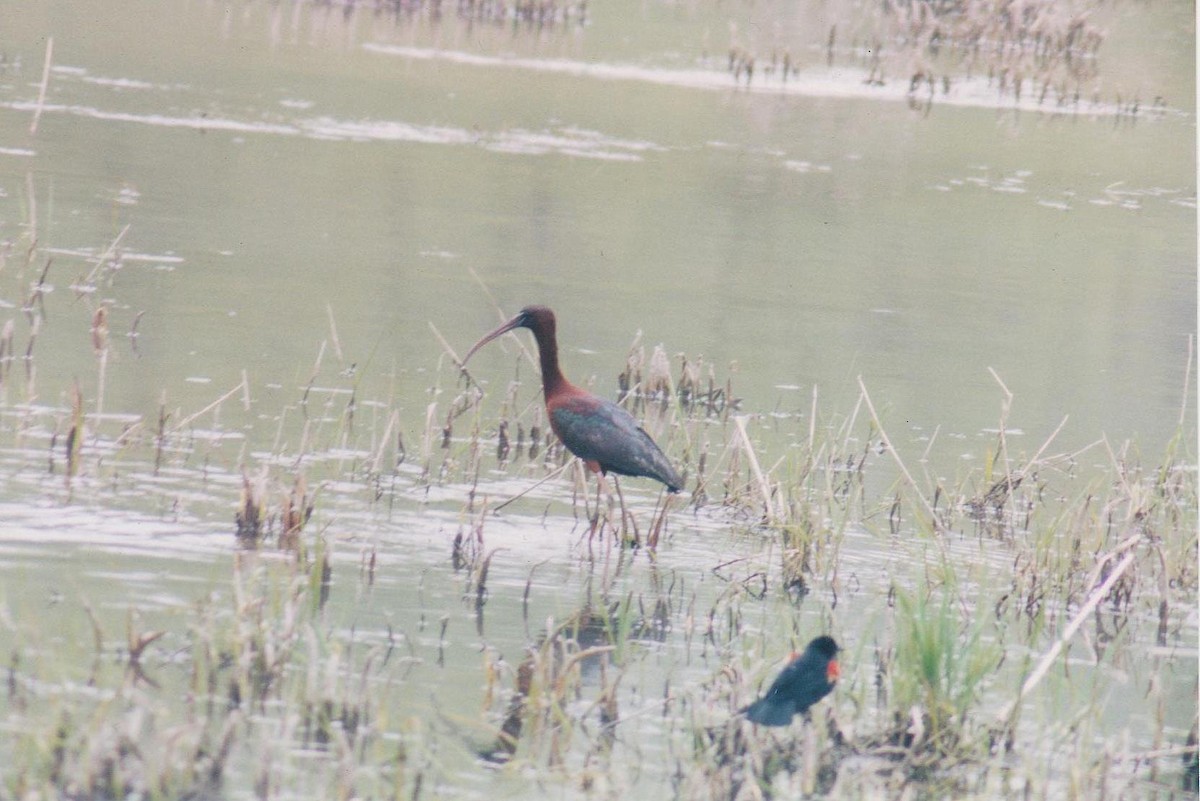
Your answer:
743;635;840;726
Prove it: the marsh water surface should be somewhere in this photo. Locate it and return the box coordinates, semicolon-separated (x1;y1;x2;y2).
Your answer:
0;2;1195;798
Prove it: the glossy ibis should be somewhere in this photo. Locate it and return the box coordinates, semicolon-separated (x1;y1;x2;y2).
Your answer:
461;306;684;496
743;635;840;726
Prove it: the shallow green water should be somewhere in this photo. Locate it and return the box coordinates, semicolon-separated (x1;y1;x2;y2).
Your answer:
0;1;1195;798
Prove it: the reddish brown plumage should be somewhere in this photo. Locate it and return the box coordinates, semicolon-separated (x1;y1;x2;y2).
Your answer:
462;306;683;492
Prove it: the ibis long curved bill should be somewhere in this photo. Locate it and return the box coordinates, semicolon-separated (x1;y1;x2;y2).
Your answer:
461;313;528;366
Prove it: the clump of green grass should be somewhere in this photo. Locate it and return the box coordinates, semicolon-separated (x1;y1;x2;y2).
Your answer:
885;588;1000;765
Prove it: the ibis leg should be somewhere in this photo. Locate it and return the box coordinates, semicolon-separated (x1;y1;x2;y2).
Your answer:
647;490;672;550
611;475;639;547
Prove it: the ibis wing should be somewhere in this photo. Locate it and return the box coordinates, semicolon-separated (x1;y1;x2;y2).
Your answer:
551;396;682;490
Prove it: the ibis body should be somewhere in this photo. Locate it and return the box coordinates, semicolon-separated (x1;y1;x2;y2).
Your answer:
462;306;683;493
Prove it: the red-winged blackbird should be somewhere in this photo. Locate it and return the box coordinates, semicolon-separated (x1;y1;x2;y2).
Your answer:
743;635;840;726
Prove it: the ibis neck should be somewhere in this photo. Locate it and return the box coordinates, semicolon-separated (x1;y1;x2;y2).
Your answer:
532;327;569;400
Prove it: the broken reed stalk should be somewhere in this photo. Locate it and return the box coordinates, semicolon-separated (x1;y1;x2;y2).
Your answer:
325;303;344;363
987;367;1018;518
370;409;400;476
492;460;573;513
65;379;84;483
1178;334;1194;429
128;310;145;356
240;369;251;409
299;340;327;420
856;376;942;531
808;385;818;455
995;533;1142;723
1021;415;1070;473
29;37;53;135
171;376;250;432
25;173;37;244
92;306;108;420
840;389;864;455
95;348;107;421
428;320;466;370
83;224;131;285
733;415;778;520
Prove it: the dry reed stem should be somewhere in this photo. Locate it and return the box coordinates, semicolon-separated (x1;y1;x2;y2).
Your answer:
857;376;942;531
299;341;327;419
80;596;105;656
29;37;53;135
1100;435;1136;498
733;415;778;520
94;349;108;421
808;385;818;455
918;424;942;475
1178;334;1194;428
325;303;344;363
988;369;1017;462
92;306;109;420
988;367;1019;519
83;223;130;285
840;390;864;455
1021;415;1070;474
492;461;573;513
421;399;439;461
428;320;465;368
65;378;83;483
995;534;1142;722
370;409;399;475
172;376;250;432
24;173;37;244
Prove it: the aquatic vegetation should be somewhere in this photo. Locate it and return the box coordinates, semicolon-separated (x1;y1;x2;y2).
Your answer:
871;0;1108;107
887;588;1000;759
0;8;1193;783
719;0;1161;115
0;257;1193;798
